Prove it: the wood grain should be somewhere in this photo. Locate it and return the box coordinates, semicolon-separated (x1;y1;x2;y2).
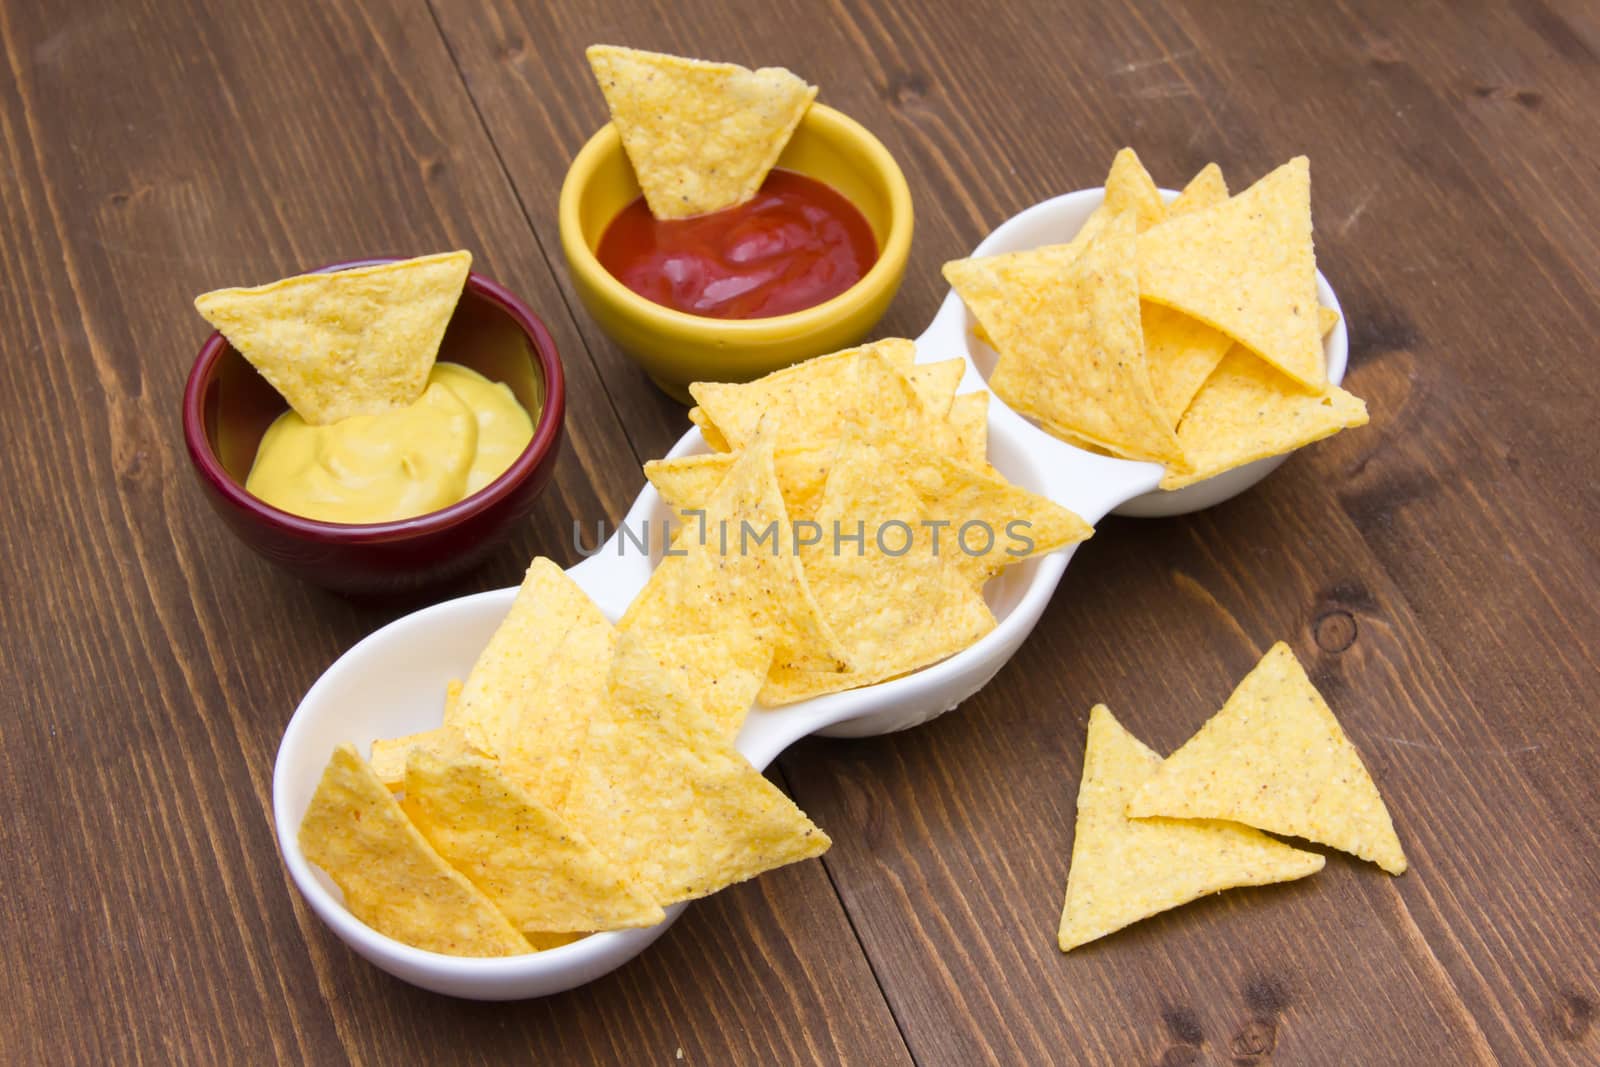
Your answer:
2;0;1597;1062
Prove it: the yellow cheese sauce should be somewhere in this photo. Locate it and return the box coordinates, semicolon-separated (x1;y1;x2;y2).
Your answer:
246;363;534;524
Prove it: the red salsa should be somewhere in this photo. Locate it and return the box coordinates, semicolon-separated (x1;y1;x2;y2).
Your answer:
596;170;878;319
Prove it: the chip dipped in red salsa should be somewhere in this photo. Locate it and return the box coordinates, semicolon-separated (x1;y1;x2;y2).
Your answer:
597;170;878;320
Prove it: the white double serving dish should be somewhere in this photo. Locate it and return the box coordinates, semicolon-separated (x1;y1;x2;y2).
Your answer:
273;187;1349;999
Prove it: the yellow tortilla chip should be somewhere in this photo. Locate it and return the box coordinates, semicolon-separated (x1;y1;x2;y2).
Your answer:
688;339;917;452
641;630;773;737
905;359;965;419
1101;147;1166;232
1058;706;1324;951
1319;305;1340;336
1160;347;1366;489
646;444;837;524
878;442;1094;580
1138;157;1325;390
688;406;731;452
194;252;470;425
1127;643;1407;874
446;558;616;810
947;391;990;469
954;211;1183;465
1143;303;1235;428
761;446;998;704
401;750;665;933
646;452;737;515
298;744;531;957
586;46;816;220
561;635;831;905
952;210;1109;296
621;437;848;674
370;723;480;792
1168;162;1228;217
526;931;586;950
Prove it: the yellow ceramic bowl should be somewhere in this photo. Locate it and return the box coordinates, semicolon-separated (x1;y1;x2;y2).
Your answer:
559;104;913;402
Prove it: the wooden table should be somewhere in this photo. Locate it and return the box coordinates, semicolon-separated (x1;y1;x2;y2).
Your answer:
3;1;1597;1063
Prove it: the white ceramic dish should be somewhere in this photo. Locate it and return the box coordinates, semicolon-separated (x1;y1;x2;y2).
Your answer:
274;187;1349;999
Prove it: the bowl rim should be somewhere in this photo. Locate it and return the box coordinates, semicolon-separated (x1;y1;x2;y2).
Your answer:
182;259;567;541
558;102;913;339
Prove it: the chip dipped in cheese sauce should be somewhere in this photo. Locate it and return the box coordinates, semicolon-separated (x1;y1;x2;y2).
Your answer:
246;362;533;524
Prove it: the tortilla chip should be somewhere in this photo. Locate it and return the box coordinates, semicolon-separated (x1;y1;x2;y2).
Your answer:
446;558;616;810
1127;643;1407;874
621;437;848;675
401;750;664;933
1138;157;1325;390
1319;305;1340;336
194;252;470;425
370;724;481;792
951;210;1109;293
688;339;917;451
525;931;587;951
646;444;837;523
1058;706;1324;951
688;406;732;452
955;211;1184;465
878;442;1094;580
298;744;531;957
1143;303;1235;427
905;359;965;419
1160;347;1366;489
1168;162;1228;217
586;46;816;219
640;630;773;737
1101;147;1166;232
561;635;831;905
947;391;990;469
761;446;998;704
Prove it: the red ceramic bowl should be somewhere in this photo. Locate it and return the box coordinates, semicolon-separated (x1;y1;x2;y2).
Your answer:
182;259;566;596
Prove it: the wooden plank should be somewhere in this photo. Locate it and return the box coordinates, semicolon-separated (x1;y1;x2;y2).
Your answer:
0;0;907;1062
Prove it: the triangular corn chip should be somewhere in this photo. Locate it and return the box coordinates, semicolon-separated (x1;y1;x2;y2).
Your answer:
640;630;773;737
298;744;531;956
951;210;1109;292
446;558;616;810
561;636;831;905
688;338;916;451
760;446;998;704
956;211;1184;465
1143;303;1235;427
401;750;665;933
586;46;816;220
1319;305;1341;336
370;723;481;791
905;359;965;419
1160;347;1366;490
621;437;849;674
1059;706;1324;951
646;443;837;523
1168;162;1228;218
876;442;1094;580
947;391;991;470
194;252;470;425
1138;157;1325;389
688;406;732;452
1127;643;1407;873
1101;147;1166;232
